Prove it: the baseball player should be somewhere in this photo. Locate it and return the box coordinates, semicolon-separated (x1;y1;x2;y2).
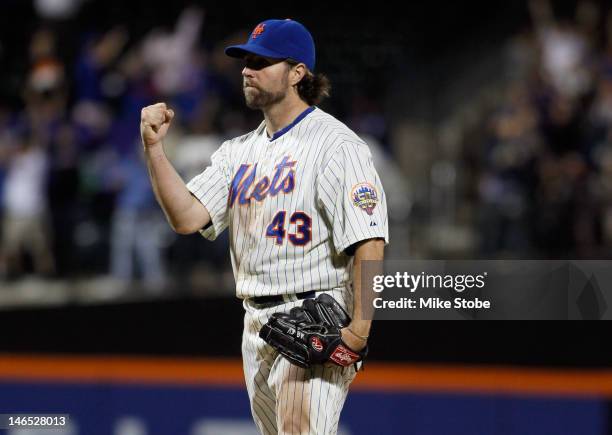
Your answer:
140;19;388;435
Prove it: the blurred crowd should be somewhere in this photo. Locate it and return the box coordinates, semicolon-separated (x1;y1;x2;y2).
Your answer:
0;6;265;293
465;0;612;258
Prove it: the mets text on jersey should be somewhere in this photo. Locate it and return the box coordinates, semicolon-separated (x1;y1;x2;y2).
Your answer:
228;155;296;207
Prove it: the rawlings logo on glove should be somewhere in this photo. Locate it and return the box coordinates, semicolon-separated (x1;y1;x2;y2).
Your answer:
310;336;324;352
258;293;368;369
329;345;361;366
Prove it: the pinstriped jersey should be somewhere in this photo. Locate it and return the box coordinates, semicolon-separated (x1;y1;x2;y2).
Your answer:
186;107;389;298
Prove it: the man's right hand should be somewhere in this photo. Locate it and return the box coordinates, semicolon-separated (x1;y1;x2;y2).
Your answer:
141;102;175;148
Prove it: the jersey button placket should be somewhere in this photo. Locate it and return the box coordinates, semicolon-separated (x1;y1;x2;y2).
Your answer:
251;147;271;247
251;139;271;249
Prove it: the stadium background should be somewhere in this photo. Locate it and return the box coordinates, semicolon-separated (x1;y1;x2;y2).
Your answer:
1;0;612;434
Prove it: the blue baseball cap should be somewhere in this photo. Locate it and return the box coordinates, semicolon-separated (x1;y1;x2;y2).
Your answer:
225;19;316;71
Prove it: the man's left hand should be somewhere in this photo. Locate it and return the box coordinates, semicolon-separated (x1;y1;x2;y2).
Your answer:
340;327;367;352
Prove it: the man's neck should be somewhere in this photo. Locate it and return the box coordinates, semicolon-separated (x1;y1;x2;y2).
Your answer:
263;96;310;138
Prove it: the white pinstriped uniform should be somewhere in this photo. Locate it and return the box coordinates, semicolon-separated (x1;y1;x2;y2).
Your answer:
186;106;388;434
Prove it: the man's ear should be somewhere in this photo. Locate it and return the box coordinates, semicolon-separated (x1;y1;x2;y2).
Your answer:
290;63;307;87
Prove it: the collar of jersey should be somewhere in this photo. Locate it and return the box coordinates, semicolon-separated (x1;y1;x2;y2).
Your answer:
268;106;315;142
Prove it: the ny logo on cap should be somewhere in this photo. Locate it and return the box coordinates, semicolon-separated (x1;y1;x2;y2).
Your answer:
252;23;266;39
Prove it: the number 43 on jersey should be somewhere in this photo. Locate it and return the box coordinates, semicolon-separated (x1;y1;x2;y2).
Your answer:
266;211;312;246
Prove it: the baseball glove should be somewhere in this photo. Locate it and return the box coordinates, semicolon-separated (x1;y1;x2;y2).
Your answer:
258;293;367;369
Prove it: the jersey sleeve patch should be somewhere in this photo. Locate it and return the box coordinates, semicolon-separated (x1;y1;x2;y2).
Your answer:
351;182;379;216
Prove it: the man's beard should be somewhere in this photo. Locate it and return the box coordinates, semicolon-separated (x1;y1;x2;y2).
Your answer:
243;83;287;109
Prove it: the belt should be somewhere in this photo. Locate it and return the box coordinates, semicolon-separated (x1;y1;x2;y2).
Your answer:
250;290;316;305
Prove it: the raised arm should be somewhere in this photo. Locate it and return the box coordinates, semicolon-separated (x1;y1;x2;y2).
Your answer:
140;102;210;234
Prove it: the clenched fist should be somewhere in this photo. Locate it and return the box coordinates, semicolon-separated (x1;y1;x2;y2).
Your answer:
141;102;175;148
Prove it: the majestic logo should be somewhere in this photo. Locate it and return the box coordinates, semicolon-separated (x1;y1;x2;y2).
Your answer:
252;23;266;39
352;182;379;216
310;336;324;352
329;345;360;367
229;156;296;207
